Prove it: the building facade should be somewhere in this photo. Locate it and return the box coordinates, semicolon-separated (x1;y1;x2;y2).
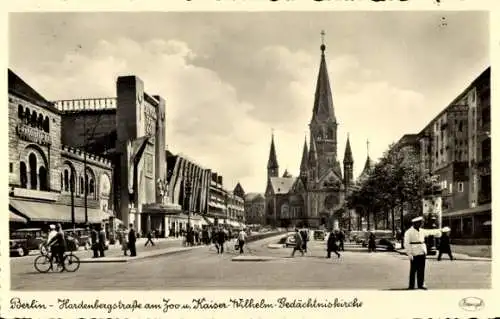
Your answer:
396;67;491;240
243;193;266;226
264;40;361;230
8;69;113;232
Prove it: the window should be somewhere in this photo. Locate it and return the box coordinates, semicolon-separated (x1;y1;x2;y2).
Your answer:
31;111;38;127
43;116;50;133
449;183;453;194
443;180;447;190
29;153;37;189
18;105;23;118
9;162;13;173
20;162;27;188
39;166;48;191
37;114;44;129
80;176;84;195
64;169;69;192
458;182;464;192
24;108;31;124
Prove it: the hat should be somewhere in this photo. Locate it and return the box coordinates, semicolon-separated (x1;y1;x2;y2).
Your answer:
411;216;423;223
442;226;451;232
49;224;56;230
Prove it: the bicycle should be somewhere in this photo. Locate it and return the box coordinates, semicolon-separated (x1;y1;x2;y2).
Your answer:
34;245;80;273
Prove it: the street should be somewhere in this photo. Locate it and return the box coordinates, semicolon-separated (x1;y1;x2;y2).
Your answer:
11;235;490;290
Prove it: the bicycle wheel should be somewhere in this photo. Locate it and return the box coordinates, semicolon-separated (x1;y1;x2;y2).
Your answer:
63;254;80;272
34;255;52;273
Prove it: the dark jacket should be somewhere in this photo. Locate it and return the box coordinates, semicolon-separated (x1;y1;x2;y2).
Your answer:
128;229;137;244
49;231;66;250
327;232;338;252
216;230;226;243
98;230;106;246
439;234;451;252
90;229;98;244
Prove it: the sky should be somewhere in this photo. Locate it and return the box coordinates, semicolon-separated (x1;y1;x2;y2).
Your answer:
8;12;489;193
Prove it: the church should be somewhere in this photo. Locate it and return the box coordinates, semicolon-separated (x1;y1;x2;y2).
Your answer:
264;35;373;230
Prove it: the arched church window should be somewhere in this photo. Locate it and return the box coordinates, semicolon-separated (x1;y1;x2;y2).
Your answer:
39;166;48;191
60;172;63;191
29;153;37;189
43;116;50;133
18;105;24;118
64;169;69;192
89;178;95;198
80;176;84;195
37;114;44;129
24;108;31;124
20;162;27;188
31;111;38;128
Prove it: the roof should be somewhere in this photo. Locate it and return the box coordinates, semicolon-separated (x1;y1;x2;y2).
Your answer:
270;177;296;194
311;44;336;123
244;192;264;201
358;156;375;182
300;138;309;172
8;69;60;114
267;134;279;169
343;136;353;163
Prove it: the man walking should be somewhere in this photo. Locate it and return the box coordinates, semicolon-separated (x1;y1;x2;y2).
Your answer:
90;226;99;258
338;229;345;252
145;231;155;247
128;223;137;257
404;216;442;290
237;228;247;254
215;226;226;254
300;227;309;253
437;227;453;261
291;228;304;257
326;230;341;259
98;226;106;257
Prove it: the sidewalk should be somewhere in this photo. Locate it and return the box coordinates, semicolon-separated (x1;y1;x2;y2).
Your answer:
395;249;491;262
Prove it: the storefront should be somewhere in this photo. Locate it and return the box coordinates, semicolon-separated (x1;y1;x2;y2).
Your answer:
442;203;491;240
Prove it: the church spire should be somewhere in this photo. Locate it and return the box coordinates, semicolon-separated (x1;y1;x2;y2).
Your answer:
311;30;336;123
343;133;353;164
267;130;279;178
308;136;318;164
300;135;309;173
363;139;373;172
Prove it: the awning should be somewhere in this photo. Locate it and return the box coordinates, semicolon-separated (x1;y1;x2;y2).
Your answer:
9;211;27;223
202;216;215;225
442;203;491;218
10;199;106;224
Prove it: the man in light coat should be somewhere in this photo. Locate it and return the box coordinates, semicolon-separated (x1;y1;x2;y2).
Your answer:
404;216;442;290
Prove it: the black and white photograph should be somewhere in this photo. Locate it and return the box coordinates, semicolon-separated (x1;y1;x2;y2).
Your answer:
7;11;491;293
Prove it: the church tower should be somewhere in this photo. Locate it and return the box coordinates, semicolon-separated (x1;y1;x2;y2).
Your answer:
343;133;354;188
299;136;309;182
309;31;339;176
267;132;279;179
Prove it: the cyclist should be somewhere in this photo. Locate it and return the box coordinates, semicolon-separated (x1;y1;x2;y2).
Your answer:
47;223;66;268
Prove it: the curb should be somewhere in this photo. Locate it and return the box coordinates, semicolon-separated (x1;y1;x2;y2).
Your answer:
80;247;198;263
394;249;491;262
232;256;278;262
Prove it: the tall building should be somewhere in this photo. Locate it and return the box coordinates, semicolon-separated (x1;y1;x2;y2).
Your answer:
244;193;266;226
8;69;113;232
264;36;361;229
396;67;491;239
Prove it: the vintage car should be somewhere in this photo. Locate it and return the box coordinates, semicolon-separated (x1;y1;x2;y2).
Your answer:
361;230;398;251
312;230;326;241
10;228;46;257
63;228;91;250
284;234;296;248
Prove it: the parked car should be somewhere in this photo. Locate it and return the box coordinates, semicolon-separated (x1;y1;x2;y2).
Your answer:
63;228;91;250
284;234;296;248
312;230;326;241
361;230;397;251
10;228;46;257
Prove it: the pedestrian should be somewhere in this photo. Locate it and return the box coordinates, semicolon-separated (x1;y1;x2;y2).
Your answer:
327;230;341;259
404;216;442;290
213;226;226;254
291;228;304;257
90;225;99;258
368;232;376;252
437;227;453;261
98;226;106;257
300;227;309;253
145;231;155;247
121;227;129;256
128;223;137;257
338;229;345;252
237;228;247;254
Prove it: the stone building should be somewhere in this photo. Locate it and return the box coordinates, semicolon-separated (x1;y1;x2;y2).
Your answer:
8;69;113;231
396;67;491;240
264;39;360;230
56;75;182;236
243;193;266;226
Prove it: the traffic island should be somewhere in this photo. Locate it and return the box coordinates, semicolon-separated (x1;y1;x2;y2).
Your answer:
80;247;197;263
231;256;279;262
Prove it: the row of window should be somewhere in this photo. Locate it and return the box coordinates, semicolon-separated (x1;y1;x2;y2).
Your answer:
440;180;465;193
19;154;49;191
17;105;50;133
60;168;96;199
